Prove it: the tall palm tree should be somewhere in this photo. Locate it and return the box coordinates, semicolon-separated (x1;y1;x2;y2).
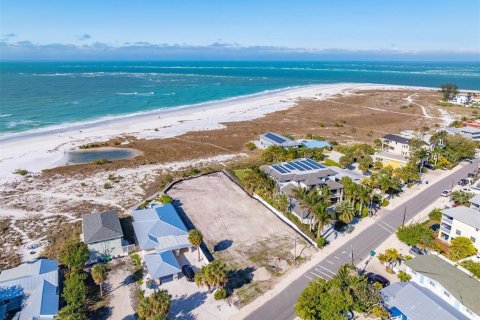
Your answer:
313;201;331;239
91;263;108;297
384;248;403;269
194;268;211;293
188;229;203;262
336;201;355;224
293;187;322;230
356;185;372;216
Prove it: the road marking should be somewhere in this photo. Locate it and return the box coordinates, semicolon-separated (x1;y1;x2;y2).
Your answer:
326;260;334;265
378;220;395;232
314;269;333;279
334;255;340;259
375;222;393;233
304;274;313;280
310;271;322;278
317;265;336;276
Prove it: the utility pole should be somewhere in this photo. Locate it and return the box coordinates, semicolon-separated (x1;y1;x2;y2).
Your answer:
294;237;297;262
451;179;454;190
402;206;407;226
351;244;354;266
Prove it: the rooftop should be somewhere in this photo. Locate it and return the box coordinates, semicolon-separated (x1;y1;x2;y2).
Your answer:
144;251;182;279
381;282;468;320
297;139;331;149
262;158;337;185
0;259;58;284
469;194;480;207
261;132;301;147
374;150;409;162
82;210;124;244
383;133;412;145
442;206;480;229
132;204;191;251
404;255;480;316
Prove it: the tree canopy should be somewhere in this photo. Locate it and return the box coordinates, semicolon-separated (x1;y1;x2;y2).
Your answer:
91;263;108;297
137;289;172;320
440;83;459;101
396;223;434;248
448;237;477;261
58;238;89;272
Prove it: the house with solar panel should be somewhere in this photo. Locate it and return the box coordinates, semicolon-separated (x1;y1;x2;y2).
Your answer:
0;259;59;320
259;132;301;149
132;204;193;285
262;158;344;224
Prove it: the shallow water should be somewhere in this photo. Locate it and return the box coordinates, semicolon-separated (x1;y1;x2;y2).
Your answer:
66;148;138;164
1;61;479;135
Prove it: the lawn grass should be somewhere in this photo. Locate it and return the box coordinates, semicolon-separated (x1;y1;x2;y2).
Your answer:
322;158;341;167
234;168;252;183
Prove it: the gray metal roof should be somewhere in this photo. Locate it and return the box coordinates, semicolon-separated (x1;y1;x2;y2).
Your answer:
383;133;412;145
405;255;480;316
82;211;124;244
261;132;301;147
381;282;469;320
442;206;480;229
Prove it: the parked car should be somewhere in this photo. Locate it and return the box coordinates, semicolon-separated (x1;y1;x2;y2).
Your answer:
409;246;425;256
424;163;434;170
460;187;472;193
468;172;476;178
430;224;440;232
182;264;195;282
365;272;390;288
458;179;469;186
440;190;452;197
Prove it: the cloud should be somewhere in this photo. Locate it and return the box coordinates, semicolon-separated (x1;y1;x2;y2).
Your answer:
0;40;478;61
77;34;91;41
4;33;16;38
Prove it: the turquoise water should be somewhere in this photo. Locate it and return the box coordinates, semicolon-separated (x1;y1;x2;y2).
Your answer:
1;61;479;136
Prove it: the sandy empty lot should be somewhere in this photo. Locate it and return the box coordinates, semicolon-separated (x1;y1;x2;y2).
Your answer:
167;172;314;304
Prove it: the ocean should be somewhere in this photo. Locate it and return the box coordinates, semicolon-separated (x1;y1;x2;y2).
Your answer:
1;61;479;136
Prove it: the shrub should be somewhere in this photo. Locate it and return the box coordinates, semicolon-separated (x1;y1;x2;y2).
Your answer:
130;253;141;269
91;158;110;165
14;169;29;176
323;158;341;167
428;208;443;222
448;237;477;261
214;288;228;300
159;194;172;204
316;236;328;248
460;260;480;279
108;174;122;183
397;271;411;282
246;142;257;151
396;223;433;247
381;199;389;207
103;182;112;189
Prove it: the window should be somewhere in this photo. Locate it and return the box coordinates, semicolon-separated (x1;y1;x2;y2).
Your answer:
443;290;450;298
455;230;461;236
429;280;436;287
471;236;476;243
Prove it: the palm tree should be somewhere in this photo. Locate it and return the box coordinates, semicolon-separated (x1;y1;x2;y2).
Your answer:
194;268;211;293
91;263;108;297
384;248;403;269
313;201;331;239
137;289;171;320
430;130;448;147
188;229;203;262
336;201;355;223
293;187;322;230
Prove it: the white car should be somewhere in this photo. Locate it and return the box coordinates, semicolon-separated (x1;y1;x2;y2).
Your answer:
441;190;452;197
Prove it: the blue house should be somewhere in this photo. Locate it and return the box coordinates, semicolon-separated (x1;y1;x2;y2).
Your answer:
298;139;332;150
132;204;192;284
0;259;59;320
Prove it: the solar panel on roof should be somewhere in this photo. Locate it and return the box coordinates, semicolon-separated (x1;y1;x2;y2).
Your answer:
273;165;288;174
265;133;287;144
290;162;305;171
278;165;291;173
295;161;311;170
300;161;315;170
285;164;296;170
306;159;323;169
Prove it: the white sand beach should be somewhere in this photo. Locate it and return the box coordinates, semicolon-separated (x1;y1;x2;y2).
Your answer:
0;83;431;183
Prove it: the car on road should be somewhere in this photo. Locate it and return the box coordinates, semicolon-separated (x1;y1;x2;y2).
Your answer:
458;179;469;186
409;246;426;256
182;264;195;282
440;190;452;197
365;272;390;288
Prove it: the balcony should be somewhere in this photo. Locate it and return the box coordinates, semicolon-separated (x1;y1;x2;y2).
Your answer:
440;226;451;234
441;215;453;225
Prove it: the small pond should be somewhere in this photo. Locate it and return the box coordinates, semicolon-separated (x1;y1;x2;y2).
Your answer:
66;147;141;165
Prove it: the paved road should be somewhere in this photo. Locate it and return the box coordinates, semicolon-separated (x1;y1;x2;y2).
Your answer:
246;159;479;320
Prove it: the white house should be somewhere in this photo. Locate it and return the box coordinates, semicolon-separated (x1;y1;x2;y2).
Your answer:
451;93;472;105
438;205;480;252
374;133;428;169
259;132;301;149
405;255;480;320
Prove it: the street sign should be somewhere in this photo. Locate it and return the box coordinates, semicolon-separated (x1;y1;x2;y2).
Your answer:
370;250;375;257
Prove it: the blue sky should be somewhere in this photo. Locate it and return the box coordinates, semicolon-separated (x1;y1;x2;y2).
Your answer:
1;0;479;60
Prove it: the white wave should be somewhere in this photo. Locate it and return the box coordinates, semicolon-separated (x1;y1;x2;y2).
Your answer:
162;92;176;96
6;120;35;128
0;114;13;118
116;91;155;96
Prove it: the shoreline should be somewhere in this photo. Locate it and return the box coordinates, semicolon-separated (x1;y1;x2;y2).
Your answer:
0;82;435;182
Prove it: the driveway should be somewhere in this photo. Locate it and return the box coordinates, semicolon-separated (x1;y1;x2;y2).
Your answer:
244;159;480;320
106;258;137;320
